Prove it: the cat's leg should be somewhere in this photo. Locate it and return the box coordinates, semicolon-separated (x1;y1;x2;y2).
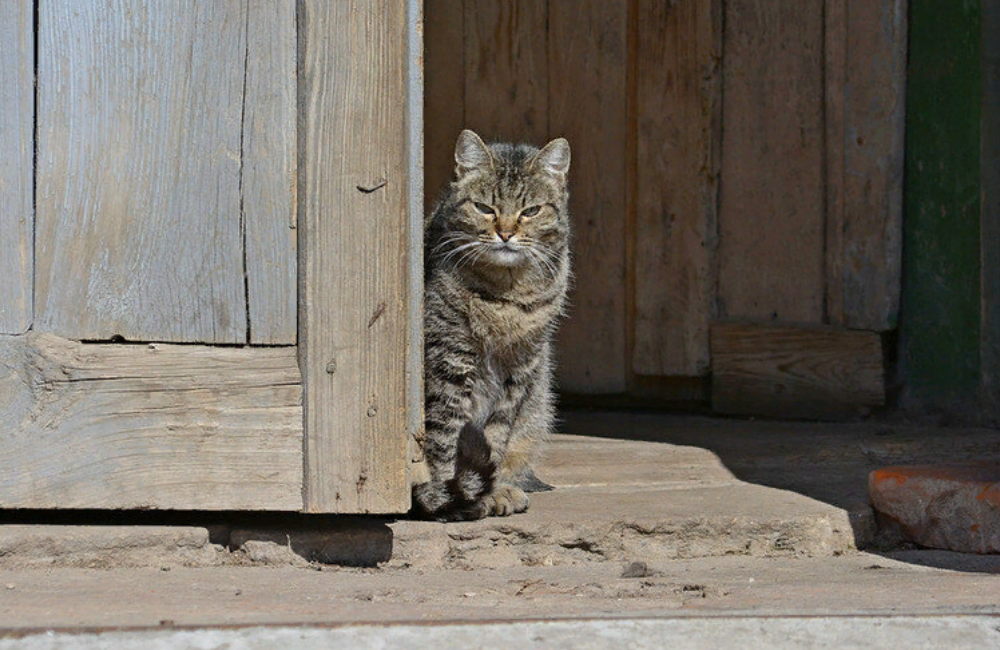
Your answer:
414;355;495;521
481;348;554;516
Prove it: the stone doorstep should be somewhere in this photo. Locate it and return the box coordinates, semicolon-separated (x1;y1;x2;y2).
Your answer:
0;434;872;569
0;525;221;569
0;484;861;570
869;464;1000;554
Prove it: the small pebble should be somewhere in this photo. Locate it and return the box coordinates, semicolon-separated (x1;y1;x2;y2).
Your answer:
622;561;651;579
5;584;14;590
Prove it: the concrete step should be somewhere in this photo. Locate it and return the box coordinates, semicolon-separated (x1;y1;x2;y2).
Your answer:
389;434;861;569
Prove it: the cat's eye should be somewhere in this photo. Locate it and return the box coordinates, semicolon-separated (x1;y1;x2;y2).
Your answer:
473;202;496;216
519;205;542;219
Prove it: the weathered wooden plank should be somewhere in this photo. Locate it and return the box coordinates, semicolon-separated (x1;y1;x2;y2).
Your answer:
632;0;721;376
983;0;1000;423
0;333;303;510
406;0;427;474
244;0;297;345
826;0;907;330
710;322;884;421
423;0;465;216
718;0;825;323
548;0;628;392
35;1;248;343
0;1;33;334
824;0;847;326
901;0;982;412
464;0;548;143
299;0;411;513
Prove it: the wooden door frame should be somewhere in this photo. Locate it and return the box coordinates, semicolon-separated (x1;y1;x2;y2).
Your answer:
297;0;423;513
0;1;421;514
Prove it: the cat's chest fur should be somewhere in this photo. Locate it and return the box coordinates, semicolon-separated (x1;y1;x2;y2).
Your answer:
467;294;547;352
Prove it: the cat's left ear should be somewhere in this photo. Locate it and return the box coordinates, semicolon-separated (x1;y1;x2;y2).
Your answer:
530;138;571;178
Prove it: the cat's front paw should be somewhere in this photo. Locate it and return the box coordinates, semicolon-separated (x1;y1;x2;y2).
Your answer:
483;485;529;517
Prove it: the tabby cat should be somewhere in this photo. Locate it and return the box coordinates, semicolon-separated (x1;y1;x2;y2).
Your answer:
414;129;572;521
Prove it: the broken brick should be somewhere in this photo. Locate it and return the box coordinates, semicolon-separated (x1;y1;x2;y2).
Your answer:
869;464;1000;554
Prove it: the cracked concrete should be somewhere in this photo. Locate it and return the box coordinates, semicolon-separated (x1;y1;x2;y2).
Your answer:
1;412;998;638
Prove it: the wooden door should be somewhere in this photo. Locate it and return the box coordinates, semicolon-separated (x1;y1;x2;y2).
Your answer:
0;0;420;513
425;0;905;419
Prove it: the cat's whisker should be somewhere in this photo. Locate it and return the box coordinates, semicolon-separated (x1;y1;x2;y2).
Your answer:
440;241;481;267
432;234;474;254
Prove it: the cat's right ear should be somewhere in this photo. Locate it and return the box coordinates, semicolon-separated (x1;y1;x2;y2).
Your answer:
455;129;493;176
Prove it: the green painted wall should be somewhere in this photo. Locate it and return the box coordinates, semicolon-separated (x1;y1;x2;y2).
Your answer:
901;0;982;412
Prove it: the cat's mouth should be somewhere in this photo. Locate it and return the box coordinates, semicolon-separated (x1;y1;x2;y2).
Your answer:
486;243;526;267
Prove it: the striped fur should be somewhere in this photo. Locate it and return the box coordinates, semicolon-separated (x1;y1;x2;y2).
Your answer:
414;130;572;521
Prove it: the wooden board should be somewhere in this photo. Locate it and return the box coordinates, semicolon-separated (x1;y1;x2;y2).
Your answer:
632;0;721;376
244;0;297;344
463;0;548;143
423;0;465;215
824;0;848;327
35;1;248;343
826;0;907;330
0;1;33;334
548;0;628;393
711;322;884;421
299;0;411;513
0;333;302;510
901;0;982;412
984;0;1000;423
718;0;825;324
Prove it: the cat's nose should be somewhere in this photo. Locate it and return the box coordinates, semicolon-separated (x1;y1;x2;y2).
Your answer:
498;231;514;242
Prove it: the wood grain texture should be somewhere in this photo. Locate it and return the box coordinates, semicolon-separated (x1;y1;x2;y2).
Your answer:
632;0;721;376
464;0;548;143
0;333;303;510
711;322;884;421
406;0;427;470
824;0;848;326
35;1;248;343
299;0;411;513
984;0;1000;422
0;1;33;334
423;0;465;216
244;0;297;344
718;0;825;323
826;0;907;330
549;0;628;392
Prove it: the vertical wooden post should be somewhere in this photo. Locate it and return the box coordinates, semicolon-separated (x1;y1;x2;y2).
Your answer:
298;0;414;513
983;0;1000;422
901;0;982;414
0;0;33;334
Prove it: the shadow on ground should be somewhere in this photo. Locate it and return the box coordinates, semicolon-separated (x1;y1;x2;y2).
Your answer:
557;408;1000;573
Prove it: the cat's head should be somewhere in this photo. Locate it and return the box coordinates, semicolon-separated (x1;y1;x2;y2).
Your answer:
444;129;571;270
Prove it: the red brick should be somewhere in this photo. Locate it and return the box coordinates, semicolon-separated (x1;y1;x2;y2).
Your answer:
869;464;1000;553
